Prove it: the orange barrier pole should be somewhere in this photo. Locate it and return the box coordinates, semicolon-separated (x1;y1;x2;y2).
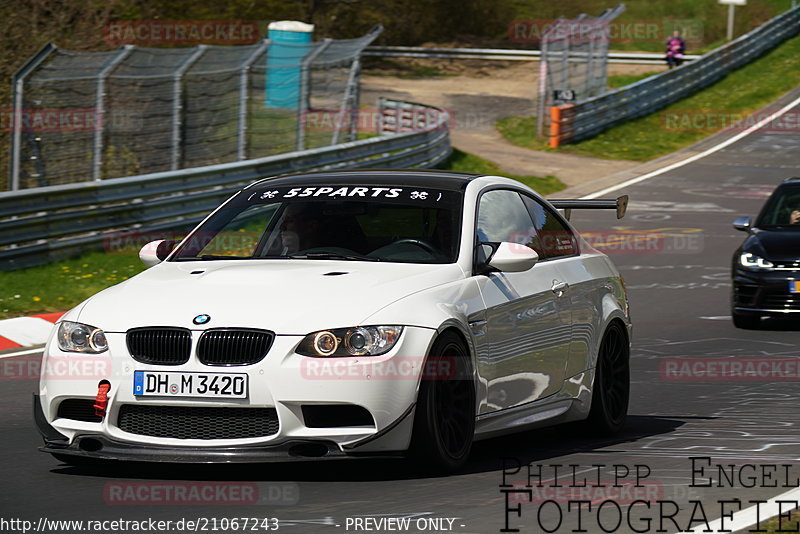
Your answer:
549;106;561;148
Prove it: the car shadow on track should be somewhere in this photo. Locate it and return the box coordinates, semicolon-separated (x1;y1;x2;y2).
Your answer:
49;415;694;482
462;414;693;476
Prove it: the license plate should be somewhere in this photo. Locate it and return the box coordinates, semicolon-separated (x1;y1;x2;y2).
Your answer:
134;371;248;399
790;281;800;294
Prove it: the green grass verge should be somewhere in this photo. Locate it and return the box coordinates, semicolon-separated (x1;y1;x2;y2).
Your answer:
759;511;799;533
607;71;662;89
438;148;565;195
0;251;146;320
496;34;800;162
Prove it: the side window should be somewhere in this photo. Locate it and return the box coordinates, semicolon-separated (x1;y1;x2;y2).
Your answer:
476;190;540;252
521;195;578;259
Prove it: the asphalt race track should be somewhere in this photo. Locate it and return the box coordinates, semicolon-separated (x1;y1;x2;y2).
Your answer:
2;102;800;534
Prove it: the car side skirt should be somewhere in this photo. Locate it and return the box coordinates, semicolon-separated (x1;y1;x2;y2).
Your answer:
473;369;594;441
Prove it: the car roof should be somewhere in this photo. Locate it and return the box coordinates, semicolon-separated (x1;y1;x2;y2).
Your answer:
774;178;800;192
246;169;484;192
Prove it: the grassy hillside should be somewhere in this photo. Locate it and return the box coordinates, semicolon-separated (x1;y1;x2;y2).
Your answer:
507;0;793;52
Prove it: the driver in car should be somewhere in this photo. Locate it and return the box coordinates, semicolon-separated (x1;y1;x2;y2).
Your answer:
279;204;321;254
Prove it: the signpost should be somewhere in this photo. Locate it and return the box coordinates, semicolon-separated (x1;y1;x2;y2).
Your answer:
719;0;746;41
552;89;576;104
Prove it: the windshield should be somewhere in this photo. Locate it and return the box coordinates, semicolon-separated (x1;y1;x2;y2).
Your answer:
171;184;462;263
756;184;800;229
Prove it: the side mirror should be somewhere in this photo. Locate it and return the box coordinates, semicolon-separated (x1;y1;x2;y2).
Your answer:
732;216;752;232
139;240;177;267
487;242;539;273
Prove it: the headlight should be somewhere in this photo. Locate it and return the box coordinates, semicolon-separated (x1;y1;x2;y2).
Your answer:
297;326;403;357
740;252;774;271
57;321;108;353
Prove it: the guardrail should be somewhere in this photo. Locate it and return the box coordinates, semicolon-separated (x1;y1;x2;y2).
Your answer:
549;6;800;146
0;99;450;270
377;97;449;134
364;46;700;65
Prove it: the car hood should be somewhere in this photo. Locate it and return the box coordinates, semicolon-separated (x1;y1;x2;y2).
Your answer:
744;229;800;262
78;260;465;334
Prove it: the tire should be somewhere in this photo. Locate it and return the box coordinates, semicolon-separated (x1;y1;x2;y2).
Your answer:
732;312;760;330
409;331;475;473
587;322;629;435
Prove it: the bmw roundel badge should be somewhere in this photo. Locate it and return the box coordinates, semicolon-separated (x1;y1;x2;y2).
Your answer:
193;314;211;325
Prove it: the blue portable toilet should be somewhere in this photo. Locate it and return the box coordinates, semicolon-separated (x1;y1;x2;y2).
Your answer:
265;21;314;109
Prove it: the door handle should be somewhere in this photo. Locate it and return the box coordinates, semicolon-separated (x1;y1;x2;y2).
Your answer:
551;280;569;295
468;319;487;336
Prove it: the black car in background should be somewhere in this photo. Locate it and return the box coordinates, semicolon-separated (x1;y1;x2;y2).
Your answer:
731;178;800;329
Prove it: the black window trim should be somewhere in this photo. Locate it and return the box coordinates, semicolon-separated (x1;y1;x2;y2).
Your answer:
518;190;580;260
471;186;580;275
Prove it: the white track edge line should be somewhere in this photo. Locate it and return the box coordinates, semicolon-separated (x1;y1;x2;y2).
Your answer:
581;93;800;200
0;347;45;358
676;486;800;533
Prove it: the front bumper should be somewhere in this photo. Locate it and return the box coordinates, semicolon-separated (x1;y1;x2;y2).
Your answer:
35;395;413;463
37;325;435;461
732;267;800;315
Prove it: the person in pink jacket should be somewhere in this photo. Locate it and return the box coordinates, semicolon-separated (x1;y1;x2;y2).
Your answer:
665;30;687;68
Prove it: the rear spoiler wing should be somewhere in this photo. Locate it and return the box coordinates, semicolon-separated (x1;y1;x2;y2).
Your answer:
550;195;629;220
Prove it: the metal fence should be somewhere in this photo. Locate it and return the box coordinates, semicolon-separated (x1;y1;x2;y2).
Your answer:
0;99;450;270
8;26;382;191
550;6;800;146
535;4;626;138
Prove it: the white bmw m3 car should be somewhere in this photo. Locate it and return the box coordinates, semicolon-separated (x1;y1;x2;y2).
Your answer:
36;170;631;471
